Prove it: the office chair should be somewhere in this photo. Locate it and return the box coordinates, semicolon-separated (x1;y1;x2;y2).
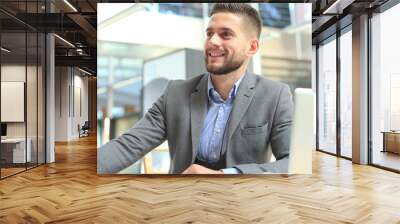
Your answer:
78;121;90;138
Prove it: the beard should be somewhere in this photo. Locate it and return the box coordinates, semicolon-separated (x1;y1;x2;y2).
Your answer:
205;52;245;75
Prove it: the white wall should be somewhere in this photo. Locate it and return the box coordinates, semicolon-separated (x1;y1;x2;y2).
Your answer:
55;67;68;141
72;73;89;138
54;67;89;141
1;64;46;163
1;66;26;126
1;65;29;138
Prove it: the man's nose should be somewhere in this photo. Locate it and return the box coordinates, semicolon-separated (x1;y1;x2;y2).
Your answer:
207;34;221;46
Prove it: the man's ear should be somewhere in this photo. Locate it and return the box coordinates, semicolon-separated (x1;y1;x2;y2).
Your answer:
246;39;259;56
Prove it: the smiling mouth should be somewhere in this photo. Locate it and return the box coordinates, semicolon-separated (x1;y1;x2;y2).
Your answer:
208;50;225;58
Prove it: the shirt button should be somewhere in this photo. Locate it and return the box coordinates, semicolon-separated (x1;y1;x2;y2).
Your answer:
216;129;220;133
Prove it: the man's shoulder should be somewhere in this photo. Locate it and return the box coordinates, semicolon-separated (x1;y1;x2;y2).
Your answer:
251;73;289;91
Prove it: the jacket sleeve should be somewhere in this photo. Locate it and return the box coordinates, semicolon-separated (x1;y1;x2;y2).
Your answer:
97;83;170;174
233;84;293;174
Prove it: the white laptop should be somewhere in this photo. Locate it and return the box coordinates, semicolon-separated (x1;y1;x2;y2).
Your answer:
287;88;315;174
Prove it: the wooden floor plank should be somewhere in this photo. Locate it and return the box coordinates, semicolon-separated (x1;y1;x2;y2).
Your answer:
0;135;399;223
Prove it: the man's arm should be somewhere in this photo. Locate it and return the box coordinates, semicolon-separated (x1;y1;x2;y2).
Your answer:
233;84;293;174
97;85;169;174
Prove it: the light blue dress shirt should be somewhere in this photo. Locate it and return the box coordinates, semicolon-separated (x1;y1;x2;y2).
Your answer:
196;74;245;174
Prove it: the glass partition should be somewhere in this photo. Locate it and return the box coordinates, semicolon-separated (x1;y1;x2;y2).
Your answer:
339;28;352;158
27;30;38;169
371;4;400;171
317;36;337;155
1;30;28;177
0;1;46;179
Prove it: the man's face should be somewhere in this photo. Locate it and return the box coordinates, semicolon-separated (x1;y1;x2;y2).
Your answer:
204;12;251;75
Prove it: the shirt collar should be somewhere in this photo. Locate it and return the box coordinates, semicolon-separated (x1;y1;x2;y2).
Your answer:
207;73;246;104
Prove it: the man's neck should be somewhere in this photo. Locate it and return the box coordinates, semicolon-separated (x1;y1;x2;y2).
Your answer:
210;67;246;101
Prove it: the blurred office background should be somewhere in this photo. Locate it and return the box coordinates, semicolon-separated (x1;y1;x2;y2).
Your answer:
97;3;312;174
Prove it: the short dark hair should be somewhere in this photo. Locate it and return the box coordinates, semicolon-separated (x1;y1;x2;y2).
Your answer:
210;3;262;39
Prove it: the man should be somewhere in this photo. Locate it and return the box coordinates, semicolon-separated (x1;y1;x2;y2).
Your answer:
98;3;293;174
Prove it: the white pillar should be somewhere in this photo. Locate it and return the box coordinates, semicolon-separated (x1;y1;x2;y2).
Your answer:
46;33;55;163
45;0;56;163
352;14;369;164
312;45;317;150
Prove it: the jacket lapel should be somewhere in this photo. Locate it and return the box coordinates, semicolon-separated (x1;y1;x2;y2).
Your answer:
190;74;208;163
225;73;257;149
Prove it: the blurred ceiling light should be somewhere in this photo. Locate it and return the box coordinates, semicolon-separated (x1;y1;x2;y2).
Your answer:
323;0;341;14
63;0;78;12
113;76;141;89
54;34;75;48
323;0;354;15
78;67;92;76
1;47;11;53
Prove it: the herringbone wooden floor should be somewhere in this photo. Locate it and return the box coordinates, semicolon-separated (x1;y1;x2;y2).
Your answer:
1;135;400;223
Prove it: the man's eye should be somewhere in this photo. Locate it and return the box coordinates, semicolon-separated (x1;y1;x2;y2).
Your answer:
206;32;212;37
221;32;232;38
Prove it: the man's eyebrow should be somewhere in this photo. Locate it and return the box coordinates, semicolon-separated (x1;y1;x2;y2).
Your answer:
219;27;234;32
205;27;234;33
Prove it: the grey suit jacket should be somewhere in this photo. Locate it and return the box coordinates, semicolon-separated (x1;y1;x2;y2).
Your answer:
98;72;293;174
